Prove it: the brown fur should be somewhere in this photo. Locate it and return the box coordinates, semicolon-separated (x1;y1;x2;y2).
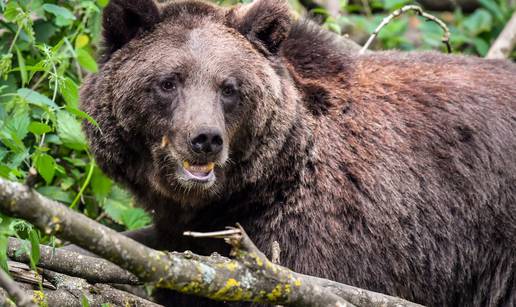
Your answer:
80;0;516;306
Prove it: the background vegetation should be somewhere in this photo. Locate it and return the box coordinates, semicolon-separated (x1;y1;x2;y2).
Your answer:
0;0;514;281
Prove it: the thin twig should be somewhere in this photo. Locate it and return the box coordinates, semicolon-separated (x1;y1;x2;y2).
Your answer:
272;241;283;307
0;268;36;307
271;241;281;265
24;167;38;188
360;5;452;54
486;11;516;59
183;228;242;238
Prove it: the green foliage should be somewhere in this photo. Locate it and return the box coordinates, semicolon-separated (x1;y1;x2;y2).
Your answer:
0;0;151;258
310;0;515;57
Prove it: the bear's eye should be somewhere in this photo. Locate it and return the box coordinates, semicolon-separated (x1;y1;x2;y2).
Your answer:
221;84;237;97
159;76;179;92
220;79;240;113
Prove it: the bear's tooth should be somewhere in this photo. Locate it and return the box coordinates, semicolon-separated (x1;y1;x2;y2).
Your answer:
206;163;215;171
183;161;191;169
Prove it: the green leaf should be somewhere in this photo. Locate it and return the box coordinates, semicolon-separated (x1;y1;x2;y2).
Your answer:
310;7;330;16
463;9;493;35
42;4;76;27
35;153;56;184
76;48;98;73
60;177;75;190
60;78;79;108
17;88;58;109
75;34;90;49
29;121;52;135
37;186;73;203
0;54;13;79
1;108;29;153
63;157;87;167
5;108;30;141
34;20;58;43
0;165;12;178
91;167;112;201
478;0;505;23
15;47;27;86
7;149;30;169
97;0;110;8
473;37;489;56
28;229;40;269
103;199;126;224
56;111;88;151
121;208;152;230
65;106;100;129
3;2;20;22
384;0;410;10
0;235;8;273
81;295;91;307
102;186;141;227
110;186;132;204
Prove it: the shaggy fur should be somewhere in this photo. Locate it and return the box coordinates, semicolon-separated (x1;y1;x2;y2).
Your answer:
80;0;516;306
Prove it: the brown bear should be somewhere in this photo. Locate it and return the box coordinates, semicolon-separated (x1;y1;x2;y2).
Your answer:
80;0;516;306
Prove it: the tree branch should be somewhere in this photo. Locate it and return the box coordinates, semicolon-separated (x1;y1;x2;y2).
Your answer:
3;260;158;306
360;5;451;54
0;178;421;307
7;237;139;285
0;267;36;307
39;269;160;307
486;12;516;59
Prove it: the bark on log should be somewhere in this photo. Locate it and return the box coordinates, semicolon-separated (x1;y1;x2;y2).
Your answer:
0;178;422;307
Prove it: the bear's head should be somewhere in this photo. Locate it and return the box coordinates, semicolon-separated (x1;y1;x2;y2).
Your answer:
81;0;302;207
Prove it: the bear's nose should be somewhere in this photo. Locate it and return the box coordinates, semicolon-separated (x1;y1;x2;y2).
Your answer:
190;127;224;155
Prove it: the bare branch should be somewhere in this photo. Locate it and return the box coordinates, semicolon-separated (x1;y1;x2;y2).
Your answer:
271;241;281;265
0;267;36;307
7;237;139;285
486;12;516;59
360;5;451;54
40;270;161;307
0;287;17;307
4;260;157;306
7;261;55;290
183;229;241;238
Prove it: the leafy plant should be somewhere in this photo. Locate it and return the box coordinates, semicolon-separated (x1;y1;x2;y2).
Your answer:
0;0;151;272
317;0;515;57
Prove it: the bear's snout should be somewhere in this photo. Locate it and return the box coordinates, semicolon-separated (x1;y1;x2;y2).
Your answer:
189;127;224;157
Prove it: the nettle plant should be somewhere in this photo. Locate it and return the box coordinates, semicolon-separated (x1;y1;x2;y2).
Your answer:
0;0;150;268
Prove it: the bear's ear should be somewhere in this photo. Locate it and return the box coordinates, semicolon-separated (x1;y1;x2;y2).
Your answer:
228;0;292;55
102;0;160;57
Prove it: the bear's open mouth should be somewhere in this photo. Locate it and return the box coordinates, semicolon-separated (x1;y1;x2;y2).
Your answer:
180;161;215;182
